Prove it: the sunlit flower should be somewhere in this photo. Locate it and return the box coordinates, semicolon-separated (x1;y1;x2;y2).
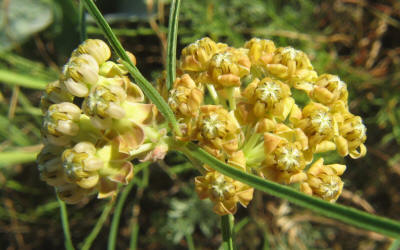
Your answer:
300;158;346;202
196;105;241;155
168;74;204;117
208;48;251;87
242;77;293;120
180;37;228;72
72;39;111;65
310;74;348;106
195;171;253;215
244;38;276;65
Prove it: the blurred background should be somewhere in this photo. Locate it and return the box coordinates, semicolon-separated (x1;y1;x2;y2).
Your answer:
1;0;400;249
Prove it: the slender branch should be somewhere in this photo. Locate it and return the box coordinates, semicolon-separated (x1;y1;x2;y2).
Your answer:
166;0;181;90
57;197;75;250
221;215;234;250
80;200;114;250
79;0;87;42
108;181;135;250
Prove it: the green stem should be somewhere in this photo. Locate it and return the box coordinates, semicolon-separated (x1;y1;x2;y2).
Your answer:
0;69;49;89
82;0;181;136
389;239;400;250
185;233;196;250
166;0;181;90
185;142;400;238
108;181;136;250
129;222;140;250
79;0;87;42
57;197;75;250
80;200;114;250
206;84;219;105
0;150;39;167
221;215;234;250
227;87;236;111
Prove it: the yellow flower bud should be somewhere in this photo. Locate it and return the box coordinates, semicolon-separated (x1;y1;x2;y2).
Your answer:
62;142;103;189
40;81;73;112
310;74;348;106
65;54;99;86
180;37;228;72
61;78;89;97
168;74;204;117
265;47;317;84
261;133;307;184
296;102;337;148
301;158;346;202
196;105;241;153
208;48;251;87
42;102;81;145
74;39;111;65
244;38;276;65
195;171;253;215
82;84;127;129
243;77;292;120
336;112;367;158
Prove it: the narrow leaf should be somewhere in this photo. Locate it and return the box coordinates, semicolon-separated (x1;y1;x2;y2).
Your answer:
166;0;181;90
184;142;400;238
0;150;38;167
0;69;49;89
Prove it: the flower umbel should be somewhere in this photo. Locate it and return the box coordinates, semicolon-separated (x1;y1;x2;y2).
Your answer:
38;39;169;203
165;37;366;214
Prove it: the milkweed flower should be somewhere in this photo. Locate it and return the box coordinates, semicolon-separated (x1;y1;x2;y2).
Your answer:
167;37;366;214
38;39;169;203
195;171;253;215
300;158;346;202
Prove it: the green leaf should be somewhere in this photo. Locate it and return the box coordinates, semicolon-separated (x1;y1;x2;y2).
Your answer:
82;0;181;136
166;0;181;90
0;0;53;50
184;142;400;239
0;150;39;167
0;69;49;89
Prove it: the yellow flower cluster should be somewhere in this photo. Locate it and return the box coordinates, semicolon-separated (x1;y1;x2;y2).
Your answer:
165;37;366;214
38;39;168;203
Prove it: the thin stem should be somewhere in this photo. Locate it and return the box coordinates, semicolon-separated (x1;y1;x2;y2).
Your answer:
129;222;140;250
129;167;150;250
166;0;181;90
79;0;87;42
80;200;114;250
108;181;136;250
57;197;75;250
389;239;400;250
0;69;49;89
221;215;234;250
107;162;150;250
227;87;236;111
82;0;181;136
206;84;219;105
185;233;196;250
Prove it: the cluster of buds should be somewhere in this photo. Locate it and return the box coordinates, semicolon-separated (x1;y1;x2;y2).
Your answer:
163;37;366;215
38;39;169;203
